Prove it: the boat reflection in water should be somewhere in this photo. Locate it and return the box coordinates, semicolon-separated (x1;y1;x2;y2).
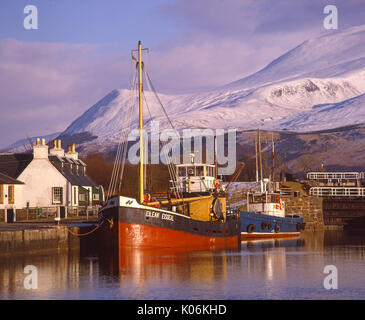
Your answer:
242;237;305;282
2;231;365;299
98;246;241;288
97;237;306;291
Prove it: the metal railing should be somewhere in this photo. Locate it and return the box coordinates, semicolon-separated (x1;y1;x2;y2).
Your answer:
310;187;365;197
307;172;362;181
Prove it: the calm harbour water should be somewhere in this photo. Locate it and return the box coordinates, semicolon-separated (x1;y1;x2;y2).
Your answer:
1;230;365;300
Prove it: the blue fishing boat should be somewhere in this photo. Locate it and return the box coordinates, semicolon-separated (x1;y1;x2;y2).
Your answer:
240;188;305;240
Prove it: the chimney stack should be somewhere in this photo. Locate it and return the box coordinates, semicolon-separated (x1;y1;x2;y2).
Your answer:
65;142;78;160
33;137;49;159
49;138;65;157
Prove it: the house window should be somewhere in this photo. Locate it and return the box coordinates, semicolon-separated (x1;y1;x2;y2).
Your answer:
8;185;14;204
0;185;3;204
93;193;100;201
79;193;86;202
52;187;63;204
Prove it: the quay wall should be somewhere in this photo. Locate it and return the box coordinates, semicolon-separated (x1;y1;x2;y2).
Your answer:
0;226;82;257
284;196;325;231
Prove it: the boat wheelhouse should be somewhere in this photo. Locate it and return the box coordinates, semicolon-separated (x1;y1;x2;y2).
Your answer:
175;163;219;193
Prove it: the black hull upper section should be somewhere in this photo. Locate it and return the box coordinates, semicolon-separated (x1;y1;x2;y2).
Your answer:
99;205;241;239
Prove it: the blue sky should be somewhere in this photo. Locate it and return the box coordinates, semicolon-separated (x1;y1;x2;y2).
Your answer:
0;0;180;45
0;0;364;148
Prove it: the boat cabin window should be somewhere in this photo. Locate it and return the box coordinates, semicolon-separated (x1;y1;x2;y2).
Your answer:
270;194;281;203
206;166;213;177
196;166;204;176
177;165;215;178
178;167;186;177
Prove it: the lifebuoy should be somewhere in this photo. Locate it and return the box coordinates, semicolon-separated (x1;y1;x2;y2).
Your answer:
274;224;280;233
247;224;256;233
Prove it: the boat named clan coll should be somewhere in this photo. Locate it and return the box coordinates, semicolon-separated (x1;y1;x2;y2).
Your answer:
98;41;241;249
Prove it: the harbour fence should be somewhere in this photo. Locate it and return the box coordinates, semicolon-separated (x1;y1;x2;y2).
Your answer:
310;187;365;197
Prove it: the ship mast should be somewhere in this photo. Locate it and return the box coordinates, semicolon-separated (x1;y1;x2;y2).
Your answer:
138;41;144;204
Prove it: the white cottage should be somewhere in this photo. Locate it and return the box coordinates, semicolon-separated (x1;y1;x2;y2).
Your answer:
0;172;24;212
0;138;103;211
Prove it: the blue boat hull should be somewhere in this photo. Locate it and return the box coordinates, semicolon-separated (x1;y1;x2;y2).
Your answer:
240;210;304;240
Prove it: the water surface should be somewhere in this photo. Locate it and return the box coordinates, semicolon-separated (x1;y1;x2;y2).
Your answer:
1;231;365;299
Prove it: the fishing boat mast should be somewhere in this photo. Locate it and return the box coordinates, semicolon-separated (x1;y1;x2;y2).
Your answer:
138;41;144;204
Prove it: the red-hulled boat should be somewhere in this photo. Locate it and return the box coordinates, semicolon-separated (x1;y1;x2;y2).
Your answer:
98;41;241;250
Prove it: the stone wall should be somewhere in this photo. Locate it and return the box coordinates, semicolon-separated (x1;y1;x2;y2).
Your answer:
284;195;324;231
0;226;81;257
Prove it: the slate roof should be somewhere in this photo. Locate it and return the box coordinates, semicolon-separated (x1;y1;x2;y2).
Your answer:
0;172;24;185
0;153;98;187
0;154;33;178
48;155;98;187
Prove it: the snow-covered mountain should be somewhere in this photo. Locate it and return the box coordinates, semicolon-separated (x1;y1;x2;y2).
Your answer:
223;24;365;90
60;24;365;152
4;24;365;154
269;93;365;132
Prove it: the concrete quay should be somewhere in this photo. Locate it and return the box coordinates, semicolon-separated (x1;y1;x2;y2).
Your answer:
0;219;98;257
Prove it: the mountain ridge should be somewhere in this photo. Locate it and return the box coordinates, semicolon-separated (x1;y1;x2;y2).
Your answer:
2;24;365;173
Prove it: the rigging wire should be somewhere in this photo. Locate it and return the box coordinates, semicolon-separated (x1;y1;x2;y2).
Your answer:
142;67;185;203
107;66;138;199
142;89;179;199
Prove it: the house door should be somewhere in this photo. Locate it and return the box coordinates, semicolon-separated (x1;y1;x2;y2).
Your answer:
6;209;14;223
60;206;66;219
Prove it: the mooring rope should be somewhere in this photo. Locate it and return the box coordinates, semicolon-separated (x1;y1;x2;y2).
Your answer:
61;219;111;237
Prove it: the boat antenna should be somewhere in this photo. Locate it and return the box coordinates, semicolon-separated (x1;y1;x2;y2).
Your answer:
214;135;218;179
255;135;258;182
271;132;275;184
258;128;263;181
